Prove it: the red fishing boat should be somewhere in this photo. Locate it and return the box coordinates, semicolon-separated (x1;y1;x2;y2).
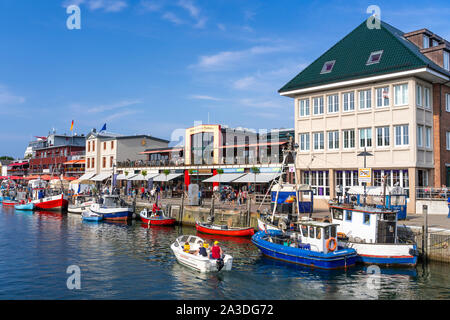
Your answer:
195;222;255;237
32;193;68;211
140;208;176;226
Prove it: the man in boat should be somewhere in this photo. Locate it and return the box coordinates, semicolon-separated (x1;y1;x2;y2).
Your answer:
152;202;160;214
211;241;223;259
195;242;209;257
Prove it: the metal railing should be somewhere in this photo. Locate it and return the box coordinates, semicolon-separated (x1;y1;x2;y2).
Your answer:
416;187;449;200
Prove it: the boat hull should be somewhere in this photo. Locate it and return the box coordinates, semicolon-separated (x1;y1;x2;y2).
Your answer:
32;195;68;211
2;200;17;206
252;231;357;270
196;223;255;237
14;203;34;210
141;216;176;225
170;244;233;272
339;241;418;267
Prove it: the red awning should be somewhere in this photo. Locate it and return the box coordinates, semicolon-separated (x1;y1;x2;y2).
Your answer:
8;162;28;167
63;159;85;165
9;176;24;180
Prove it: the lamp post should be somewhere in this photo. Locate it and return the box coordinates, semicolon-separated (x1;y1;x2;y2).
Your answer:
357;147;373;206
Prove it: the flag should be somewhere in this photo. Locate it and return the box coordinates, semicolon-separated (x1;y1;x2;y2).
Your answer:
70;120;74;131
100;123;106;132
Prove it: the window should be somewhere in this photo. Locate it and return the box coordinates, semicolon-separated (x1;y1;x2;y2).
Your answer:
417;125;423;147
394;84;408;106
309;226;315;238
301;225;308;237
299;133;310;151
359;128;372;148
363;213;371;225
321;60;335;74
304;170;329;196
395;125;409;146
416;85;423;107
111;141;114;149
423;35;430;49
110;156;114;167
86;158;90;169
366;50;383;65
425;127;431;148
447;132;450;151
103;142;106;150
92;141;95;152
313;97;324;115
313;132;324;150
332;209;343;220
316;228;321;239
343;129;355;149
359;89;372;110
446;94;450;112
102;157;106;168
376;87;389;107
328;131;339;150
444;51;449;71
343;92;355;111
91;158;94;168
432;39;439;47
87;141;91;152
324;227;330;240
299;99;310;117
327;94;339;113
345;210;352;221
376;126;390;147
424;87;430;109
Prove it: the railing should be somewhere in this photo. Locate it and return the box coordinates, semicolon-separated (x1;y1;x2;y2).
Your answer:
117;159;185;168
416;187;449;200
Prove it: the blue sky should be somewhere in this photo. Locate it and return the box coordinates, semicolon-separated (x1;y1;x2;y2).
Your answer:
1;0;449;158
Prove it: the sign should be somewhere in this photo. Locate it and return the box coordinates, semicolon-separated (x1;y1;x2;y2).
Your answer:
288;165;295;173
222;168;244;173
358;168;372;183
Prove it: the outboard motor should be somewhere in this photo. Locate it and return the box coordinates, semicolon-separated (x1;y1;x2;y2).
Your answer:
216;258;224;271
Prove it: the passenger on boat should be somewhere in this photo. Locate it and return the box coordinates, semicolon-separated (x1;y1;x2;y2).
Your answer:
183;242;190;253
195;242;209;257
211;241;223;259
152;203;160;213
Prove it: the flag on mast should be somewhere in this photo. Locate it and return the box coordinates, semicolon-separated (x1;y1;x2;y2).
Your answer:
100;123;106;132
70;120;74;131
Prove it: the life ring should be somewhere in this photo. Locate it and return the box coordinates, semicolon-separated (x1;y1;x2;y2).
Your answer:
326;237;337;252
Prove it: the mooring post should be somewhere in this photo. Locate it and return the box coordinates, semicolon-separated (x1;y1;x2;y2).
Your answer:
423;204;428;263
247;194;251;227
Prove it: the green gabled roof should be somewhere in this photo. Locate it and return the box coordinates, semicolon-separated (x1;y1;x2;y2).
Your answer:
279;19;450;93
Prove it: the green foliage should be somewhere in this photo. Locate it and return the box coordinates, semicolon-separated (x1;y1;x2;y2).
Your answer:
0;156;14;161
163;169;170;176
125;171;129;176
141;170;147;177
251;167;260;173
216;169;224;174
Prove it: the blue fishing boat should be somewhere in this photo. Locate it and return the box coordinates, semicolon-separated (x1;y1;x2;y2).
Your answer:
252;221;357;270
14;202;34;211
89;195;133;221
82;210;103;222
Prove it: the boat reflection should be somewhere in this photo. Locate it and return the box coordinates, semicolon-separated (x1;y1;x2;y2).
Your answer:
196;232;253;245
35;210;63;220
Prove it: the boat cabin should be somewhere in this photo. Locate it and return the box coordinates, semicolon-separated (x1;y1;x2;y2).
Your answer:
100;195;126;208
271;183;314;214
329;204;398;244
290;220;338;253
173;235;205;253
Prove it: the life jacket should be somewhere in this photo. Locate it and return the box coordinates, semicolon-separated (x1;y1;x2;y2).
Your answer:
184;244;190;252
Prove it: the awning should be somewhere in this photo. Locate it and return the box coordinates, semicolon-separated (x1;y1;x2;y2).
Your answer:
152;173;183;182
63;159;85;165
8;162;28;167
202;173;246;183
90;173;112;181
232;172;281;183
128;173;160;181
78;172;96;181
116;173;131;180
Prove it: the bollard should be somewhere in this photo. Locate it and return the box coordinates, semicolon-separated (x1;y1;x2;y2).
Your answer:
423;204;428;263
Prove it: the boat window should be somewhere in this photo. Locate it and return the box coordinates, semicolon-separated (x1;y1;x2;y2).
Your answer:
180;236;189;243
301;225;308;237
363;213;370;225
309;226;315;238
324;226;330;239
330;226;336;238
332;208;343;220
316;227;322;239
345;210;352;221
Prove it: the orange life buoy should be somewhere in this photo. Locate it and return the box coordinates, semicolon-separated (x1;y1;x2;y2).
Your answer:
326;237;337;252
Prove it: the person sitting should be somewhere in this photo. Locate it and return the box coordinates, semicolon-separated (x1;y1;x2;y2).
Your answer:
152;202;160;214
210;241;223;259
195;242;209;257
183;242;190;253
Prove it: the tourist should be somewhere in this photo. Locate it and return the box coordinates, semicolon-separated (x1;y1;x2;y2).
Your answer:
183;242;190;253
211;241;223;259
195;242;208;257
141;186;145;200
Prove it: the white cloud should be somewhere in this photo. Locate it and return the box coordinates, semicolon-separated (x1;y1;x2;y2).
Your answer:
162;12;185;25
0;85;25;106
188;95;222;101
63;0;128;12
177;0;206;28
68;99;142;114
232;76;255;90
105;109;141;121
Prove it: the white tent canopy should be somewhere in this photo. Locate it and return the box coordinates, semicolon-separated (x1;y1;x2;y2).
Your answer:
202;173;245;183
90;173;111;181
78;172;96;181
128;173;160;181
232;172;281;183
152;173;183;182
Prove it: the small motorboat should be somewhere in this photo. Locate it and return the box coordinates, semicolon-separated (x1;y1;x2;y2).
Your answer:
68;196;94;214
89;195;133;221
2;199;18;206
14;202;34;211
140;208;176;226
82;210;103;222
196;221;255;237
170;235;233;273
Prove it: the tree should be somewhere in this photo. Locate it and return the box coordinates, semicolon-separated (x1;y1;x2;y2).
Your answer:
0;156;14;161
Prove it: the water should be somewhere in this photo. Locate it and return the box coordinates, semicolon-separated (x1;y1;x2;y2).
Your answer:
0;206;449;300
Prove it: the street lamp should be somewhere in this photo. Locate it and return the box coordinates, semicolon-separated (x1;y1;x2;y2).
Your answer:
357;147;373;206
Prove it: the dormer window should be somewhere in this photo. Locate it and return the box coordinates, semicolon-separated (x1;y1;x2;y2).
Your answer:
320;60;335;74
423;35;430;49
366;50;383;65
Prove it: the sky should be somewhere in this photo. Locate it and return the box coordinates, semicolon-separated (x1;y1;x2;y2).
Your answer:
0;0;449;158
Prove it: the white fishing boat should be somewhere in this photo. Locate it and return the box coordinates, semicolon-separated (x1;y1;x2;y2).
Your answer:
170;235;233;273
68;195;94;214
89;195;133;221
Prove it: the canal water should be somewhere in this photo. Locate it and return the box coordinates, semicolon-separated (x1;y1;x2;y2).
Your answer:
0;206;449;300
